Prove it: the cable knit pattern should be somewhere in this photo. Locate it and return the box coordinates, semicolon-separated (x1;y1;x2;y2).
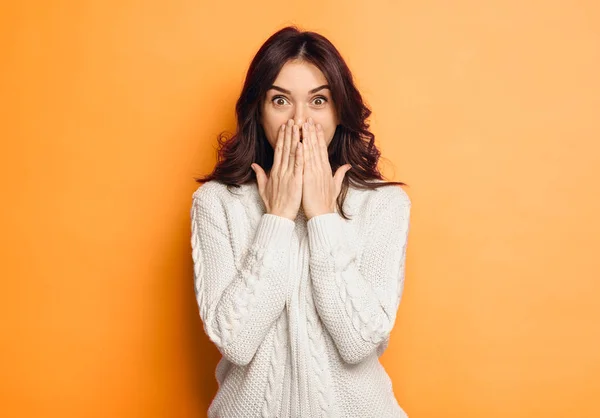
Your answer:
307;189;411;366
305;285;335;417
261;311;288;418
190;180;411;418
331;240;389;344
191;182;295;367
219;243;271;344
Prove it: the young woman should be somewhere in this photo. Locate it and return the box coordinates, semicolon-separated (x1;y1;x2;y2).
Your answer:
191;25;411;418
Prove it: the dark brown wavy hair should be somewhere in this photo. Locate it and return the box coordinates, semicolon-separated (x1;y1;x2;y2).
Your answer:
194;25;407;220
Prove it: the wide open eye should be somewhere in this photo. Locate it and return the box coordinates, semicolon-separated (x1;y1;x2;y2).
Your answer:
313;96;328;106
272;95;290;106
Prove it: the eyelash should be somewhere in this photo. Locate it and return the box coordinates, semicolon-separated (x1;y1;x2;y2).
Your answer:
271;95;329;107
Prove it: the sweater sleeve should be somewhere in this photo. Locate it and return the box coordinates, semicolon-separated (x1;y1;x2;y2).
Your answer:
306;187;411;364
190;187;295;366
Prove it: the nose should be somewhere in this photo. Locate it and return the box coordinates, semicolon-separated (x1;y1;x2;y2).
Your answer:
293;105;309;126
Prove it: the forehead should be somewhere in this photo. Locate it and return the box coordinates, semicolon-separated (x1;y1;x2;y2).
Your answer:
272;61;328;90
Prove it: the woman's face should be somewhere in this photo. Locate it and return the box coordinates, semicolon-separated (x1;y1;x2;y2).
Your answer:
260;60;339;150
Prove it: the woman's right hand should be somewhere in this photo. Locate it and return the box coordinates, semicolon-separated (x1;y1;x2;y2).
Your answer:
251;119;304;221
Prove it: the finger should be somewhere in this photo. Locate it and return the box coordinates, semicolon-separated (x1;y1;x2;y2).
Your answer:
294;140;303;178
271;122;287;177
281;119;294;174
308;120;321;173
252;163;267;195
315;123;330;170
281;125;298;174
287;121;300;172
302;122;312;171
333;164;352;195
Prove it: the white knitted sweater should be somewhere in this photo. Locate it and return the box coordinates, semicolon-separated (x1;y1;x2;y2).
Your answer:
190;179;411;418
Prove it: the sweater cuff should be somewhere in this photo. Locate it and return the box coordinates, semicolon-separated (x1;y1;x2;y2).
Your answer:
255;213;296;248
307;212;345;252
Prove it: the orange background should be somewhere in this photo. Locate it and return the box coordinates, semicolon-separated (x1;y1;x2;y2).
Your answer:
2;1;599;417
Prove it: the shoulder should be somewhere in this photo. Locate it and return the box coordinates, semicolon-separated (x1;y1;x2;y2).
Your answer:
369;185;411;228
375;184;411;209
192;180;227;202
191;180;249;208
360;185;411;238
191;180;262;228
350;181;411;213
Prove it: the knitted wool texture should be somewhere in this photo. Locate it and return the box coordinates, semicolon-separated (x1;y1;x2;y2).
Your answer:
190;179;411;418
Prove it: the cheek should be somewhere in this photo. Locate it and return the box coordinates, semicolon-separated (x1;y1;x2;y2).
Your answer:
315;113;337;145
261;119;281;148
266;129;278;149
261;106;281;143
324;125;336;146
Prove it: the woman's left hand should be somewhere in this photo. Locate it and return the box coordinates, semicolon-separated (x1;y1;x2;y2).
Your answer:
301;118;352;220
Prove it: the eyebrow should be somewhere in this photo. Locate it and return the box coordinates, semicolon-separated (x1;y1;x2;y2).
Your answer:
268;84;330;95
